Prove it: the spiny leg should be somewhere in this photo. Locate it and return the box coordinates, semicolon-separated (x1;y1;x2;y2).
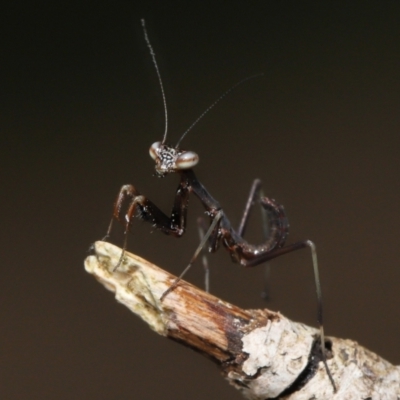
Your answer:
113;193;147;271
233;188;336;390
197;217;210;292
237;179;280;299
238;179;263;237
257;186;273;299
105;178;191;271
113;185;146;271
238;240;336;392
160;211;223;301
102;184;138;241
306;240;336;392
101;184;140;270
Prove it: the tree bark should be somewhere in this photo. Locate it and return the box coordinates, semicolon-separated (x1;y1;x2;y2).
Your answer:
85;241;400;399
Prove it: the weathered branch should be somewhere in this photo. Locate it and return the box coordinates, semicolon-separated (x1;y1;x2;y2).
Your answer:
85;241;400;399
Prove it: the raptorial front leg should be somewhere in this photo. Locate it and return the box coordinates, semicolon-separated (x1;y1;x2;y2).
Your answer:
106;179;192;237
103;184;140;241
103;178;192;270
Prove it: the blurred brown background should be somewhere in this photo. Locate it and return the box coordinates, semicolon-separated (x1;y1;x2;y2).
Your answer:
1;2;400;399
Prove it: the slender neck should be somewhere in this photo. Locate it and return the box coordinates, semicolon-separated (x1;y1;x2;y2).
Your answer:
180;169;221;212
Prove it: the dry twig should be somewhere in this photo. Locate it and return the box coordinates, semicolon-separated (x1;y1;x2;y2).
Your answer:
85;241;400;399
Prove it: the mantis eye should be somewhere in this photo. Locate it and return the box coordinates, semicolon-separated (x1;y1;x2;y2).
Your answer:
176;151;199;169
149;141;162;160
